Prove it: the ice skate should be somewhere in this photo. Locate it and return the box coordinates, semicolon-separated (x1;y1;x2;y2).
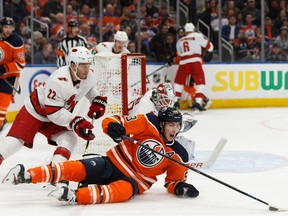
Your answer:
48;186;76;204
2;164;31;185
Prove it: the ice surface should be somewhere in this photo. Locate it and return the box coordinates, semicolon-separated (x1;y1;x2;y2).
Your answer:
1;108;288;216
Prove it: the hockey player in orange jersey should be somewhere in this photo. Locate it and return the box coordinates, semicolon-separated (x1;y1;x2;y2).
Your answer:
0;17;26;131
2;107;199;205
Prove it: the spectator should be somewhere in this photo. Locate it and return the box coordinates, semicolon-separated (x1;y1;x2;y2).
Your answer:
4;0;29;24
15;20;30;43
150;24;169;56
240;13;257;46
42;0;63;22
24;43;32;64
222;0;240;18
274;26;288;51
156;33;177;63
33;31;45;53
273;10;288;36
34;42;56;64
145;0;159;17
234;31;250;60
80;23;97;48
123;25;134;41
240;42;261;62
264;16;273;41
222;15;240;46
66;4;78;22
120;10;138;39
241;0;261;25
102;4;120;29
127;40;136;53
265;43;287;62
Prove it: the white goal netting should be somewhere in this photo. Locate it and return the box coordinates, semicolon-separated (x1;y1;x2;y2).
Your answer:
74;53;146;156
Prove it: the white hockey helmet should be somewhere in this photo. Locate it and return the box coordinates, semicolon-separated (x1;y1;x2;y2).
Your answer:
151;82;176;111
184;23;195;33
67;46;93;66
67;46;93;80
114;31;128;47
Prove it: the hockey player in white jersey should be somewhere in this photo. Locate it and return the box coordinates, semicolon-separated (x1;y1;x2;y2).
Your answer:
174;23;214;111
128;82;197;160
0;46;108;165
95;31;130;54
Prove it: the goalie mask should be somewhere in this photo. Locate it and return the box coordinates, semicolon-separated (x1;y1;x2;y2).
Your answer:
151;83;176;111
67;46;93;80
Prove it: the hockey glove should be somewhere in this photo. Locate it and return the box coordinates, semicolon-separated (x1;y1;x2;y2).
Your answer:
107;122;126;143
70;116;95;141
174;181;199;198
87;96;107;119
0;65;7;76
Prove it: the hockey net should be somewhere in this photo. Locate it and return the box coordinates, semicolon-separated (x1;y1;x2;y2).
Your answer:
74;53;146;157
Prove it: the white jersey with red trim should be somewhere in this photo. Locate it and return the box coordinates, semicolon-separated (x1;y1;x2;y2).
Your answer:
95;42;130;54
24;65;100;128
128;89;157;116
176;32;214;65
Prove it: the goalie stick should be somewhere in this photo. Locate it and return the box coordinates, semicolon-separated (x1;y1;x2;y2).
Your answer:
189;137;226;169
123;135;286;212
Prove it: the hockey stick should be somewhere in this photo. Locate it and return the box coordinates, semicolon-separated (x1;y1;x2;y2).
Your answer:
130;64;168;88
82;113;97;157
123;135;285;212
1;76;21;94
189;138;226;169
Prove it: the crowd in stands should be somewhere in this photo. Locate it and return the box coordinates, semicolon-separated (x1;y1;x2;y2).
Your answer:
3;0;288;64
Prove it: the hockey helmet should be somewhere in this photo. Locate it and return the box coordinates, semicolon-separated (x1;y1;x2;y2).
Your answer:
0;17;15;27
184;23;195;33
67;46;93;79
158;107;182;124
114;31;128;46
68;46;93;66
68;19;78;27
151;83;175;111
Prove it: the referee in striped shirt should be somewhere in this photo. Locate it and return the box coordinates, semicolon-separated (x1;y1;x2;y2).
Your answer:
56;19;87;68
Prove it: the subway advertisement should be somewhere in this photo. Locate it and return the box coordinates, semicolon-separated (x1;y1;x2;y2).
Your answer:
6;63;288;122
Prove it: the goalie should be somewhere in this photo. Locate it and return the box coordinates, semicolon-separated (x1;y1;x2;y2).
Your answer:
3;107;199;204
128;82;197;161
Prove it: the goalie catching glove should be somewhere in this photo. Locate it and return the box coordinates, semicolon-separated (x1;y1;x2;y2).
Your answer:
70;116;95;140
174;181;199;198
107;122;126;143
87;96;107;119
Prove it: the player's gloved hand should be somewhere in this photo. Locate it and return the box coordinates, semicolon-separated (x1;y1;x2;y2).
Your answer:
70;116;95;141
0;65;7;76
87;96;107;119
174;181;199;198
107;122;126;143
